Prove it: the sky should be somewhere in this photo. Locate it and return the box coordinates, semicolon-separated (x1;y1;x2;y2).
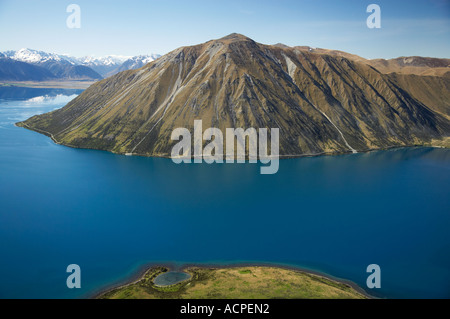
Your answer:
0;0;449;59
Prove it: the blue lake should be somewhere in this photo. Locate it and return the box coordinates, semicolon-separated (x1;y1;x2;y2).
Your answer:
0;87;449;299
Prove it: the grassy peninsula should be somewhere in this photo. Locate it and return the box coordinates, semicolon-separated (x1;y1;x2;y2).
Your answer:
98;266;368;299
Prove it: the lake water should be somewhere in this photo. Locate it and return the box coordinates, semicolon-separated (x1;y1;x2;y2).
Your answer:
0;87;449;299
153;272;191;286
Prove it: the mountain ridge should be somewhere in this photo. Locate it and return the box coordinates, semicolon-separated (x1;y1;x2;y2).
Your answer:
275;44;450;77
1;49;161;78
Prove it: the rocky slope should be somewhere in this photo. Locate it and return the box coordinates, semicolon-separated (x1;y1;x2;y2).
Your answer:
292;46;450;77
17;34;450;157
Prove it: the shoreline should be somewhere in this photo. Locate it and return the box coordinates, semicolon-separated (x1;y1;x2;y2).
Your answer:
12;122;450;160
1;80;96;89
91;261;376;300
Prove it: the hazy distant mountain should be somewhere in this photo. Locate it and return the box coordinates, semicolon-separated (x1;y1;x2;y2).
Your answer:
81;54;161;77
3;48;68;64
0;58;57;81
75;55;132;77
111;54;161;75
1;49;161;79
35;59;103;81
18;34;450;157
2;49;102;81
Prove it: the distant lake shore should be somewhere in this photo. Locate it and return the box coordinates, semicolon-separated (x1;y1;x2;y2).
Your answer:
1;80;96;89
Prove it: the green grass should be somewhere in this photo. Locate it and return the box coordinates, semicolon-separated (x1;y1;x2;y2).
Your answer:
238;269;252;274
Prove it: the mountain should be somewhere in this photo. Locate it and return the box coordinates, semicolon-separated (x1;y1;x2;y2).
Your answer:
79;55;162;77
0;58;57;81
111;54;161;75
1;49;161;79
3;48;68;64
17;34;450;157
289;46;450;120
76;55;132;77
367;56;450;77
34;59;103;80
2;49;102;81
290;46;450;77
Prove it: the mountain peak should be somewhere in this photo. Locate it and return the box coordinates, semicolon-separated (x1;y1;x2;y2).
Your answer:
273;43;291;49
218;33;253;43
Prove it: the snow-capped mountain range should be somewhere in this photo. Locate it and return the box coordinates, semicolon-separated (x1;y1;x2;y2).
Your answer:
113;54;161;74
3;49;66;64
0;48;161;80
76;55;132;67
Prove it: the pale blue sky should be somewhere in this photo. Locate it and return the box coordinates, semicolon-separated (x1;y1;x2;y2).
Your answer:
0;0;449;59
